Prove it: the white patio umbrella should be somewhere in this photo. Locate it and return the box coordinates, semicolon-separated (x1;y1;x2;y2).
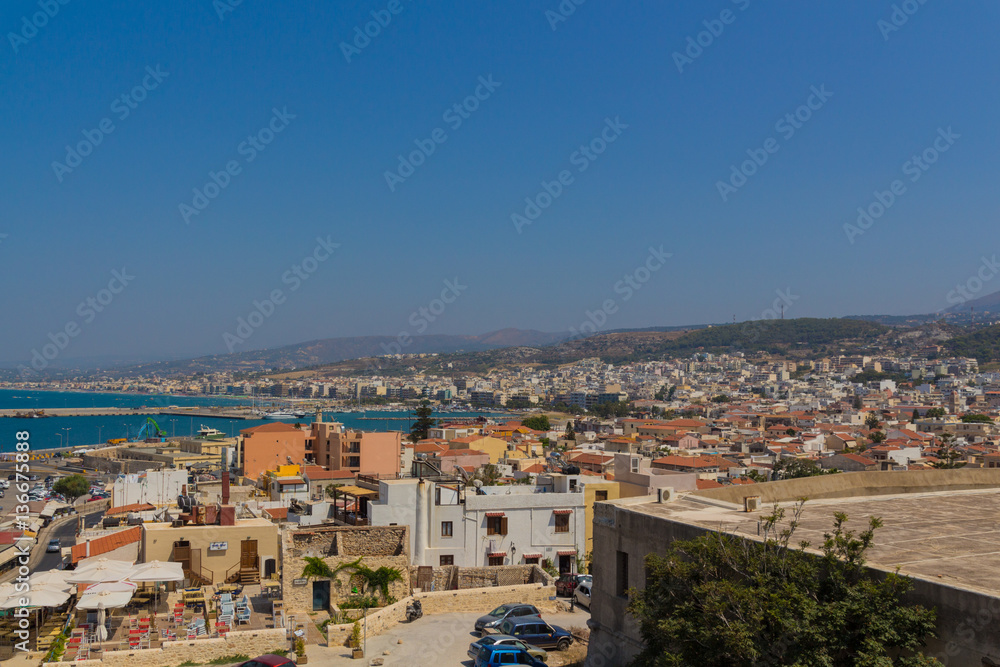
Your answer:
75;556;135;570
129;560;185;611
68;561;137;584
95;602;109;643
0;582;71;609
77;582;137;610
29;570;72;587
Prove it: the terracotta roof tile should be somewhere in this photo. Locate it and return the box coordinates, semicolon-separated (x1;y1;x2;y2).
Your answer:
107;503;155;516
70;526;142;564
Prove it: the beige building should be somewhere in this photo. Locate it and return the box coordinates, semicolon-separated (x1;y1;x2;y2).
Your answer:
141;517;280;585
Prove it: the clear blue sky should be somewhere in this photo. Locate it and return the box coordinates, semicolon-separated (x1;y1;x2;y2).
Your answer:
2;1;998;365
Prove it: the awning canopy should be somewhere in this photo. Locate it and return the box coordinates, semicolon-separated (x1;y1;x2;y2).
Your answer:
552;509;573;515
485;511;505;518
332;485;378;497
521;553;543;559
557;550;577;557
488;551;506;557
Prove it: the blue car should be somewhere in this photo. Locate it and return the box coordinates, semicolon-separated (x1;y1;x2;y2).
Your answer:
496;617;573;651
474;644;546;667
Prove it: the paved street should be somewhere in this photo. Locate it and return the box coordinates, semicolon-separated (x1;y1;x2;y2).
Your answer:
299;608;591;666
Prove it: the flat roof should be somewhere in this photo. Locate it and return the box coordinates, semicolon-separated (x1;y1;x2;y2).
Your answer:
143;517;275;530
622;488;1000;597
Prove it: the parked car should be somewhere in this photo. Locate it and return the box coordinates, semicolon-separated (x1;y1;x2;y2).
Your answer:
474;645;546;667
46;539;60;553
496;618;573;651
468;634;548;662
574;582;591;608
235;655;296;667
6;474;15;481
474;604;542;635
555;573;589;597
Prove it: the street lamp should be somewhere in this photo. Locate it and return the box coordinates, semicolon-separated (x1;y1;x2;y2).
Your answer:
63;428;71;449
56;433;63;448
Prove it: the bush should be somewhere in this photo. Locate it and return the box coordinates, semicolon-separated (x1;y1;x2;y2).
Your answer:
348;621;362;649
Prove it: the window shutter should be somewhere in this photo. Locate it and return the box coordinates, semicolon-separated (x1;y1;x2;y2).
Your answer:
500;516;508;535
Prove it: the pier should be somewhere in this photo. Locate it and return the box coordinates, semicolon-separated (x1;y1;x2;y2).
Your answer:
0;407;253;420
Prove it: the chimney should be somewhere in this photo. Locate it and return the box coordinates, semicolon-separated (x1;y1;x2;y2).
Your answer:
222;471;230;506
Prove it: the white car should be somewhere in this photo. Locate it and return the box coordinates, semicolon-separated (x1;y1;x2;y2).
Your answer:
574;582;591;609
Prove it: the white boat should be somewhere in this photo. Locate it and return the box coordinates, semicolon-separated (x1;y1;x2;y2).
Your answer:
263;411;297;420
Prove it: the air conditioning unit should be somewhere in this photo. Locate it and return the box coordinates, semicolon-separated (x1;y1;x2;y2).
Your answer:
744;496;761;512
656;487;675;503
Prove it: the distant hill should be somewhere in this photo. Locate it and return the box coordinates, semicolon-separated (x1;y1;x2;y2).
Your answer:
945;324;1000;362
294;318;891;377
943;287;1000;314
112;329;566;376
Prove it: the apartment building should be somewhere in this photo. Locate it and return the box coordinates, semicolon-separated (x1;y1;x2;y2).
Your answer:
308;421;401;477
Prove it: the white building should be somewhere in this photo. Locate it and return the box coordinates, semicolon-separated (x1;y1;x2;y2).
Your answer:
368;478;585;572
111;470;188;507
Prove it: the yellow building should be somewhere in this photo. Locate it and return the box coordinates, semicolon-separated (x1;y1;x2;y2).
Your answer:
448;435;510;464
582;480;621;558
141;517;280;585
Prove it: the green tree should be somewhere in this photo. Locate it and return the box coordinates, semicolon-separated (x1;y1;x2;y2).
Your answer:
564;420;576;441
960;413;993;424
590;401;632;418
773;458;839;479
521;415;551;431
711;394;730;403
864;412;881;430
930;433;966;469
852;395;863;409
925;408;946;420
911;409;919;423
53;474;89;502
869;430;887;444
627;504;941;667
408;399;437;443
785;428;797;437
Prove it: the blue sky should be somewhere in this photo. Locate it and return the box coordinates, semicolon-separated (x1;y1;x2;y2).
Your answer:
2;1;998;365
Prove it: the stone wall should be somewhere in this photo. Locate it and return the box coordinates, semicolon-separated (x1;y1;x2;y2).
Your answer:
410;564;552;591
41;629;287;667
82;449;162;474
326;582;559;646
283;524;412;612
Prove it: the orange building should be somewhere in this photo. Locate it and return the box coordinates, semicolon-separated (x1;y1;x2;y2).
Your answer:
308;421;401;477
239;422;308;479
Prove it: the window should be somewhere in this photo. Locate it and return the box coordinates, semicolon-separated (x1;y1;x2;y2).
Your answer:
441;521;453;537
554;513;569;533
524;556;539;565
595;490;608;501
439;555;454;566
616;550;629;598
488;555;505;566
486;515;507;535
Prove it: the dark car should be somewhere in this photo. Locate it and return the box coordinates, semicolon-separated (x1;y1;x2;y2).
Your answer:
555;573;590;597
468;634;547;662
7;474;15;480
236;655;296;667
497;618;573;651
474;603;541;635
474;645;546;667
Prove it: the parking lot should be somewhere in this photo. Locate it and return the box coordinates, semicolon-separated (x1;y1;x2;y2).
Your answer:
312;608;591;665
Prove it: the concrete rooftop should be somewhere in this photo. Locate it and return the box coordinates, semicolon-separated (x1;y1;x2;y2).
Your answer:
629;488;1000;596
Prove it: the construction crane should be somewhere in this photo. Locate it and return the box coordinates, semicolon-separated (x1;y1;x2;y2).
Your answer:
134;417;166;442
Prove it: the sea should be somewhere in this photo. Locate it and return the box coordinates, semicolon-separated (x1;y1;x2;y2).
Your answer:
0;389;499;453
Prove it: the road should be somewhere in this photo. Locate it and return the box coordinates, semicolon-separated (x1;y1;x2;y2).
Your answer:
34;512;103;571
307;609;592;666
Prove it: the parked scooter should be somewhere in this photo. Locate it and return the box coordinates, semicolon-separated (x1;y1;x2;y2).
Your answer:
405;599;423;622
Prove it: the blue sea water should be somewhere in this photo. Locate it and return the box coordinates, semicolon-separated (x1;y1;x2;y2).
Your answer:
0;389;496;452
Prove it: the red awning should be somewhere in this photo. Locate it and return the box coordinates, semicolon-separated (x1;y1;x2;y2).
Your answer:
488;551;507;557
557;550;576;557
485;511;505;517
522;553;543;559
552;509;573;515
